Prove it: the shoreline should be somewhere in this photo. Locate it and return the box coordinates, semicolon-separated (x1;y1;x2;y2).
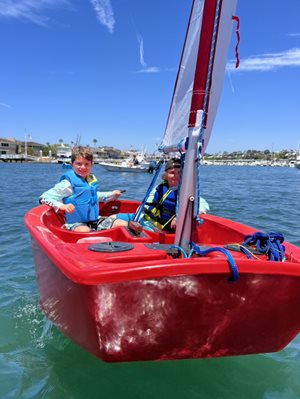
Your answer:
0;158;297;167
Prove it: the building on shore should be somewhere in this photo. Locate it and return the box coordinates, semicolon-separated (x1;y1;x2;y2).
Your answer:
0;137;44;156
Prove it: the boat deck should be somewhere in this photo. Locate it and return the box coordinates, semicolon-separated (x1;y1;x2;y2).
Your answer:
25;200;300;285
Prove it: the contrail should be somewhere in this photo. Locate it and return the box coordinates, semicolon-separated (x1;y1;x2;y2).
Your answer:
136;33;147;68
0;102;12;109
89;0;115;34
135;32;160;73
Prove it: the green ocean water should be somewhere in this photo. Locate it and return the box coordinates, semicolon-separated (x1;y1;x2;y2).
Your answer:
1;163;300;399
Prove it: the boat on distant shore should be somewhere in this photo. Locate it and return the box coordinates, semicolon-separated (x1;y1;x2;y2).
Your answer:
99;153;150;173
57;157;71;164
295;154;300;169
98;162;149;173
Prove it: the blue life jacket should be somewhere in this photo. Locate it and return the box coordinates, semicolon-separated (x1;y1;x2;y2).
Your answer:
60;170;98;224
143;182;177;232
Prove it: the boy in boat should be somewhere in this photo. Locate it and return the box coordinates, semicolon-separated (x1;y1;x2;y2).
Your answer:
112;158;209;233
39;146;139;232
128;154;139;167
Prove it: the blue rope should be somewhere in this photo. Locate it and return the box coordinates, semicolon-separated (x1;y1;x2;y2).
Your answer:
242;232;285;262
239;246;254;259
190;242;239;281
133;161;164;222
169;245;188;258
167;242;239;281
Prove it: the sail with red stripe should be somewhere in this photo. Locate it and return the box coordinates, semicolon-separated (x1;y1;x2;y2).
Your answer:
162;0;237;155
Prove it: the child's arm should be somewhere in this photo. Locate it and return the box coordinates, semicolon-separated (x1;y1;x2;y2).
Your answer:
97;190;124;203
39;180;74;212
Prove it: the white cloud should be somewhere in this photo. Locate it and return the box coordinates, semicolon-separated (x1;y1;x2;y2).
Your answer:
0;0;70;26
287;33;300;37
89;0;115;34
227;48;300;72
137;67;160;74
0;102;12;109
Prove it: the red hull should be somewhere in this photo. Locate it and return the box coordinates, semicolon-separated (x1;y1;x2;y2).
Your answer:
25;200;300;362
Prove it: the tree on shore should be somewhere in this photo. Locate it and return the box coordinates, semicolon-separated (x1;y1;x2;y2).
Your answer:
43;143;59;156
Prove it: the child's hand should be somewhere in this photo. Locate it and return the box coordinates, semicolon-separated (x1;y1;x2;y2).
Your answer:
112;190;123;199
170;217;177;230
60;204;75;214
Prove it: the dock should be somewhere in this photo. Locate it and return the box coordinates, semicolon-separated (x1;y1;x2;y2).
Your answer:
0;154;37;163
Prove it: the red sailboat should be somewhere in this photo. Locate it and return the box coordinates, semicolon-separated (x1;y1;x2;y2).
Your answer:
25;0;300;363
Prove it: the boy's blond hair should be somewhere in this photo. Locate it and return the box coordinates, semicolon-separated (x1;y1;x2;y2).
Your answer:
71;146;94;163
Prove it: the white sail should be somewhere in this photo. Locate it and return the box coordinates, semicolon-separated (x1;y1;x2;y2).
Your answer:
162;0;237;155
161;0;238;251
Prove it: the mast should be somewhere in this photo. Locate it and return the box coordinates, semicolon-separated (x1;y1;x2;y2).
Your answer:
160;0;237;252
174;113;202;251
175;0;222;251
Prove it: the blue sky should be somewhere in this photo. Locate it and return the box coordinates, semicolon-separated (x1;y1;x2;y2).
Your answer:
0;0;299;153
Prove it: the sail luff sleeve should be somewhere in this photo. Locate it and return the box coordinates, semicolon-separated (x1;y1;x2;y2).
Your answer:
200;0;237;155
188;0;220;128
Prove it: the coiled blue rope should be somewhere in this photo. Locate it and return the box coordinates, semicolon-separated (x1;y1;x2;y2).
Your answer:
242;232;285;261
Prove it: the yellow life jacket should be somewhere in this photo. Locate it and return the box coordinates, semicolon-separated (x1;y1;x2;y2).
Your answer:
143;183;177;232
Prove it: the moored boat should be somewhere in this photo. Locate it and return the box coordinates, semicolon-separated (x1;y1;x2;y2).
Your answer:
295;155;300;169
99;153;150;173
98;161;149;173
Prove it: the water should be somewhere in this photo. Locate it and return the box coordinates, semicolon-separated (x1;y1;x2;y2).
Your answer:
1;163;300;399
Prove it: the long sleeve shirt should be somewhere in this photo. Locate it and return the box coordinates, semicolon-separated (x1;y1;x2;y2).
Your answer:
39;179;116;213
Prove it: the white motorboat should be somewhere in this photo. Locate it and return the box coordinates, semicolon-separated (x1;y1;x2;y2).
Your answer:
99;153;150;173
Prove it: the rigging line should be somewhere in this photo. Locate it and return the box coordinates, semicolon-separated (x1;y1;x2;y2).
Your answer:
196;147;204;223
133;161;164;222
169;245;188;258
175;153;185;220
191;242;239;281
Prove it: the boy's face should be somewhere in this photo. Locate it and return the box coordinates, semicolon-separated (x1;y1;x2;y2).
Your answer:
72;156;92;179
165;167;180;187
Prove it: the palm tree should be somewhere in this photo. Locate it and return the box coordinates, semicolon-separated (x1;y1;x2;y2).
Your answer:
93;138;98;148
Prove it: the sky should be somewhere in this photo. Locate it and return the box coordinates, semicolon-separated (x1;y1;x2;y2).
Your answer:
0;0;300;154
